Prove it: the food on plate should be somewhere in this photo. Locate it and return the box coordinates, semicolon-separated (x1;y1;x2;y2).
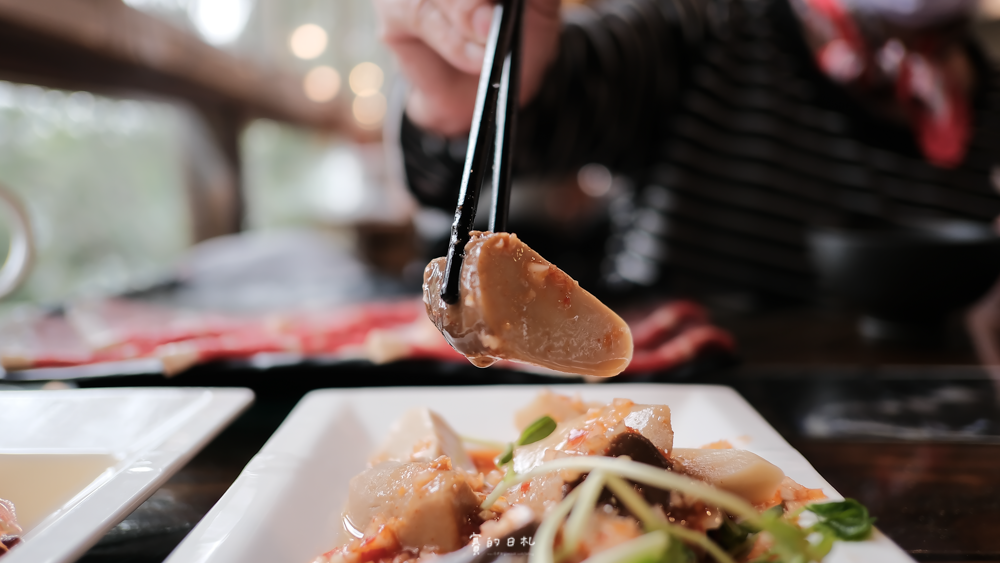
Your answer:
342;459;481;553
313;392;876;563
0;498;22;556
670;449;785;505
370;407;474;471
423;232;633;376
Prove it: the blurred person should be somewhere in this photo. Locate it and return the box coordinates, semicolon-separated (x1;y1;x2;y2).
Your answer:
376;0;1000;350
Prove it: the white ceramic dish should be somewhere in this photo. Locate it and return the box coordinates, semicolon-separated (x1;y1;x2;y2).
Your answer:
167;384;914;563
0;387;254;563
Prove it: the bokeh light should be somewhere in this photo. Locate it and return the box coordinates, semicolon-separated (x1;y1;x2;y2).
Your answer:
303;66;341;102
349;62;384;96
578;163;613;197
188;0;252;45
289;24;328;60
309;148;366;218
352;93;386;128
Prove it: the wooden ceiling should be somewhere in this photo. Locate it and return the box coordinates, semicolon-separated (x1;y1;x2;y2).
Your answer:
0;0;353;131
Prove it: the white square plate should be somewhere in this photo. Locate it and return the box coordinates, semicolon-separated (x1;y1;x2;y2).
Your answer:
0;387;254;563
167;384;914;563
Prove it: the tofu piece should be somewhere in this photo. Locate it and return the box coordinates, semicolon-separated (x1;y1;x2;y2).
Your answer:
343;461;479;552
513;390;592;431
423;232;633;377
512;400;673;474
671;448;785;504
619;405;674;456
371;407;473;472
507;400;673;515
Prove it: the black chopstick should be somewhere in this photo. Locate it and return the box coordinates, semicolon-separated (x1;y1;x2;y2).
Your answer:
440;0;523;305
489;0;523;234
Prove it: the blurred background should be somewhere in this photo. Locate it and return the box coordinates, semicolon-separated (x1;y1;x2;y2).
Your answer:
1;0;1000;317
0;0;409;309
3;2;1000;561
0;0;998;356
2;0;1000;365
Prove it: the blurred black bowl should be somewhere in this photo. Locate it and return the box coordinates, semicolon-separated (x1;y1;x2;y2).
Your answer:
808;220;1000;341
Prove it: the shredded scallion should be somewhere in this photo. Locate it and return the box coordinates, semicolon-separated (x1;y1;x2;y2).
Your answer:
603;475;737;563
489;455;846;563
576;530;669;563
481;456;759;525
528;488;581;563
560;470;607;556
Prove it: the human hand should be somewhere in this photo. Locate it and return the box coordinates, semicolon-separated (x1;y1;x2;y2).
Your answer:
966;273;1000;402
373;0;561;135
969;220;1000;364
968;279;1000;365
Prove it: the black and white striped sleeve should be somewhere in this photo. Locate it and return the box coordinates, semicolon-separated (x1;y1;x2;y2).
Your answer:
399;0;706;210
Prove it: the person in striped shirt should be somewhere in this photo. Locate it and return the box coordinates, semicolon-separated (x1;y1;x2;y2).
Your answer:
376;0;1000;361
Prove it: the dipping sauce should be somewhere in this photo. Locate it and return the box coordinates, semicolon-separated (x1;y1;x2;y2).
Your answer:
423;231;632;376
0;453;117;532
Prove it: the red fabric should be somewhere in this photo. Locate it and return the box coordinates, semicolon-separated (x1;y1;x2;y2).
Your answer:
0;299;734;377
895;52;971;168
801;0;971;168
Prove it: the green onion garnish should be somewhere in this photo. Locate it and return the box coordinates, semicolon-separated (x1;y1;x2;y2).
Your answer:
518;416;557;446
805;499;876;541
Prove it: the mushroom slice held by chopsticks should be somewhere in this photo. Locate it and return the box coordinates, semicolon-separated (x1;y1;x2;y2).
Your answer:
423;231;632;377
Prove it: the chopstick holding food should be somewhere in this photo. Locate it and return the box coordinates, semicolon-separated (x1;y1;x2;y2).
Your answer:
418;0;633;376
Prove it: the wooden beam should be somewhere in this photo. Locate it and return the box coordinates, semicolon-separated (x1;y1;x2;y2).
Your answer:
0;0;354;131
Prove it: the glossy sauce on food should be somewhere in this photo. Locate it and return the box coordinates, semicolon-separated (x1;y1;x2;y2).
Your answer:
423;231;632;376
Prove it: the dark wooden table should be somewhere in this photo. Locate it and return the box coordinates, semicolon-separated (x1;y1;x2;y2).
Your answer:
735;371;1000;562
74;308;1000;563
794;441;1000;562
